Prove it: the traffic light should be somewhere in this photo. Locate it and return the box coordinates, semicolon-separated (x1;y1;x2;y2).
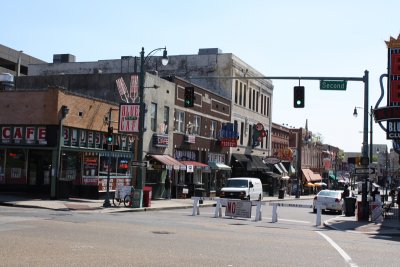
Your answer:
184;86;195;107
107;126;113;143
293;86;305;108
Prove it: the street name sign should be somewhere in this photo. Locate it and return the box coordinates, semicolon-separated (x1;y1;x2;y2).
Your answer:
354;167;375;175
131;161;147;167
320;80;347;90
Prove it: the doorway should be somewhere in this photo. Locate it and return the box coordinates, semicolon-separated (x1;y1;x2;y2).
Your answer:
28;150;52;195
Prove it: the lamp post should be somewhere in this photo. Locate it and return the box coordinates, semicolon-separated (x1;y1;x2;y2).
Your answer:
353;105;373;164
51;105;69;200
136;47;168;194
353;70;370;220
103;108;113;208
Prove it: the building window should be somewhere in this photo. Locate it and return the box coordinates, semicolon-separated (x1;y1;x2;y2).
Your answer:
249;87;252;110
248;124;253;146
164;106;169;134
175;110;185;133
235;80;238;104
261;94;264;115
240;121;244;145
252;89;256;111
193;115;201;135
267;97;270;117
210;120;217;139
243;84;247;108
239;82;242;105
263;95;267;115
150;103;157;132
256;91;259;113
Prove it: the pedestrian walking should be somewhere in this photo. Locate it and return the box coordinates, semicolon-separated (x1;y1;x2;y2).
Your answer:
165;175;172;200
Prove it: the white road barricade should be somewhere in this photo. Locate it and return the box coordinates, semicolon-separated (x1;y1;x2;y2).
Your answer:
191;197;265;221
269;202;324;226
191;197;219;216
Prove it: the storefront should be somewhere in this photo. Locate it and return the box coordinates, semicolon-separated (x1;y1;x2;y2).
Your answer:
207;152;231;197
59;126;133;199
146;154;185;199
180;160;210;197
0;125;56;194
231;154;267;178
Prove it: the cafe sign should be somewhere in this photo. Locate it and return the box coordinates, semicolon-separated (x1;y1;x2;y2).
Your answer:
1;126;47;145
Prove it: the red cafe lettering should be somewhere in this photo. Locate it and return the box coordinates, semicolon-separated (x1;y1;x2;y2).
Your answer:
1;126;47;144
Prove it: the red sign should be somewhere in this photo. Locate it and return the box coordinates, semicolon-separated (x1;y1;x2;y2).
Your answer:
220;138;237;147
373;106;400;122
118;103;140;133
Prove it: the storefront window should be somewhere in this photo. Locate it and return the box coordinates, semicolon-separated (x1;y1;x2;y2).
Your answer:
5;148;26;184
99;155;116;176
60;152;80;182
0;149;5;183
117;158;130;175
83;156;98;177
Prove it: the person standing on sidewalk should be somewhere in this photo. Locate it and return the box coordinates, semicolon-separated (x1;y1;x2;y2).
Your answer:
165;175;172;200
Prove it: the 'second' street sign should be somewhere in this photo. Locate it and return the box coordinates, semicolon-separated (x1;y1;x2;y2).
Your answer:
320;80;347;90
354;167;376;175
131;161;147;167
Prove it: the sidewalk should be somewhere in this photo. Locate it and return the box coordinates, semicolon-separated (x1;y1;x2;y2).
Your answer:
1;193;399;236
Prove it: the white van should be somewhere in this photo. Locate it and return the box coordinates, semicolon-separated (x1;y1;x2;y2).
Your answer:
220;177;263;201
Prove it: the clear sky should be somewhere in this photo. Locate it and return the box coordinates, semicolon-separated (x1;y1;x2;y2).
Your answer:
2;0;400;152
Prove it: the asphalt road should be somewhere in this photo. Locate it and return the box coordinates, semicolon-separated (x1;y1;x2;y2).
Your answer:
0;200;399;267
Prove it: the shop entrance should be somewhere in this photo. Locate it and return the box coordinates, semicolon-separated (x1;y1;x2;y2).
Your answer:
28;150;52;195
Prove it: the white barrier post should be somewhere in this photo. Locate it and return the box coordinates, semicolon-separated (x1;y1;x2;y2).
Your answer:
255;201;263;221
316;203;322;226
214;199;223;218
192;197;200;216
271;203;278;223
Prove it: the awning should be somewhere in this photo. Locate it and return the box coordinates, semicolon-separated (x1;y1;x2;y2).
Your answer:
264;171;281;179
304;182;315;187
278;162;288;174
328;170;337;180
274;164;283;174
149;154;185;170
232;153;249;163
247;155;268;171
290;165;295;174
208;162;231;171
301;168;322;182
180;161;211;172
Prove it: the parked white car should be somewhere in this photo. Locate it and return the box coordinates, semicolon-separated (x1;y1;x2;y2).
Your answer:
312;189;343;213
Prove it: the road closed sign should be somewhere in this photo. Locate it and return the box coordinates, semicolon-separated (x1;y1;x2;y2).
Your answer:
225;200;252;218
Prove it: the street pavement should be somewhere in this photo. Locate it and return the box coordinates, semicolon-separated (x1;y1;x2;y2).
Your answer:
1;192;399;236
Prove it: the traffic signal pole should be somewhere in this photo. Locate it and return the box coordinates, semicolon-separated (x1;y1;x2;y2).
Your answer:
103;108;112;208
191;72;370;219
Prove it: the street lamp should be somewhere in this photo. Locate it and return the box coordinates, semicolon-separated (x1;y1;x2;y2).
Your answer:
353;105;373;164
136;47;168;195
51;105;69;200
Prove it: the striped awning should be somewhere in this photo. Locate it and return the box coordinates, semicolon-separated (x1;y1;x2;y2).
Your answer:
149;154;185;170
180;161;211;172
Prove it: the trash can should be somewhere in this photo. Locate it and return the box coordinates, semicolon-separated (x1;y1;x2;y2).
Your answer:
143;186;152;207
278;189;285;199
268;186;274;197
344;197;356;216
